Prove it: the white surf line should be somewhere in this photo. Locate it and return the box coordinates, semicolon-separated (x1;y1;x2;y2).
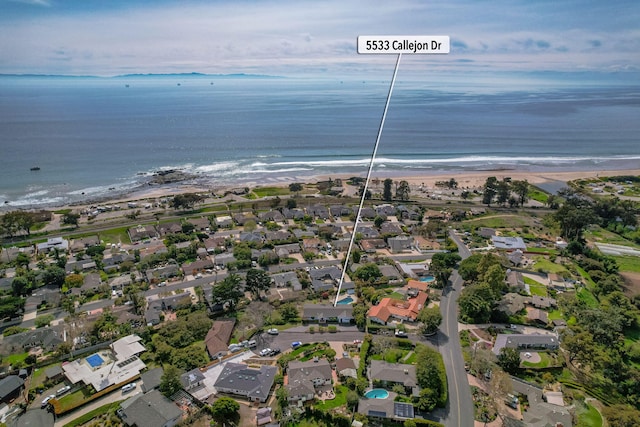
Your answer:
333;53;402;307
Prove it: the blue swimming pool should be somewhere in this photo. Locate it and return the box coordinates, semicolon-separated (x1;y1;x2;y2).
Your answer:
337;296;354;304
86;353;104;368
364;389;389;399
419;275;435;283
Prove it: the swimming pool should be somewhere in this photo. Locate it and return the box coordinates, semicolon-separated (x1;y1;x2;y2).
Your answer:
419;275;435;283
364;388;389;399
86;353;105;368
336;296;354;304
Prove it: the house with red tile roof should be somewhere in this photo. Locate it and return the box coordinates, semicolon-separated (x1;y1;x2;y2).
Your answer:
367;291;428;325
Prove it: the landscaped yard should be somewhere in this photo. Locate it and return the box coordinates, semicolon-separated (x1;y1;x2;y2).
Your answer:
55;387;93;413
315;384;349;411
464;214;530;229
521;352;555;368
30;362;62;390
532;256;568;274
613;255;640;273
575;402;603;427
252;187;291;197
524;277;548;296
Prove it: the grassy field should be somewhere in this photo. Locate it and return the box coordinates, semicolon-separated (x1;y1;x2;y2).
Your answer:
524;276;548;296
577;288;599;308
532;256;568;274
252;187;291;197
521;352;552;368
56;387;93;412
97;226;131;245
585;225;640;247
528;188;549;204
463;214;530;229
575;402;603;427
614;255;640;273
6;352;29;365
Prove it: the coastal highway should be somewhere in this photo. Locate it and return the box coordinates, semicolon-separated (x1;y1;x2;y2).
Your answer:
434;230;473;427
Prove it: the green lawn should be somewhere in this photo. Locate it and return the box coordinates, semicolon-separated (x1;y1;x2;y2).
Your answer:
6;352;29;365
56;388;93;412
62;401;122;427
577;288;599;308
528;188;549;204
98;226;131;244
315;385;349;411
252;187;291;197
524;277;548;296
613;255;640;273
521;352;552;368
532;256;568;274
463;214;530;229
31;362;62;389
575;402;603;427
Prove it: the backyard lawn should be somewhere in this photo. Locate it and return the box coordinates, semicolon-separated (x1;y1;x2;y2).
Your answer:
315;384;349;411
575;402;603;427
524;277;548;296
532;256;568;274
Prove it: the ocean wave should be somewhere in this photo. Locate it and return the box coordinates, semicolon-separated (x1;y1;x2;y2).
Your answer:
68;180;139;196
6;195;65;207
194;161;241;174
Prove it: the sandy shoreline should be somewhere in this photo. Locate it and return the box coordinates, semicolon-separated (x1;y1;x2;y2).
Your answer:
35;167;639;213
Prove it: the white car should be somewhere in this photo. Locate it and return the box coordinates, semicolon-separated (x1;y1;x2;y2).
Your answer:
41;394;55;407
259;348;272;357
56;385;71;396
394;330;408;338
267;328;279;335
121;383;136;393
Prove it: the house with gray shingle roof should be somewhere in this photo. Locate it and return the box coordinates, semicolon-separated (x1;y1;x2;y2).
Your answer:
214;363;276;403
119;389;183;427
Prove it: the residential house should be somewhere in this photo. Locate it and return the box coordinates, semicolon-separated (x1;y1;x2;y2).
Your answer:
506;270;525;291
182;259;214;276
307;205;329;219
309;266;342;293
359;239;386;253
302;238;323;253
214;363;277;403
292;229;315;239
37;237;69;254
180;368;206;392
119;389;183;427
265;230;293;242
511;378;573;427
0;375;24;404
127;225;158;242
81;273;102;295
531;296;557;309
187;217;211;231
329;205;352;218
478;227;496;238
204;236;227;254
335;358;357;379
376;204;396;217
282;207;305;220
70;235;100;252
369;360;419;396
204;319;236;359
396;205;421;221
527;308;549;325
140;367;164;393
303;304;353;324
259;210;285;223
380;222;403;236
240;231;263;244
157;222;183;236
358;396;415;422
358;226;380;239
213;253;236;268
286;359;333;405
359;207;377;219
145;300;163;326
492;334;559;355
548;273;571;290
233;212;258;226
1;326;65;353
214;215;233;228
492;236;527;251
508;250;525;266
146;264;181;281
367;291;428;325
256;407;274;426
271;272;302;291
388;236;413;253
274;243;301;258
497;293;527;317
379;264;402;283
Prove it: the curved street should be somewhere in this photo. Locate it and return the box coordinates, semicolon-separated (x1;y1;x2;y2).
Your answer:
433;230;474;427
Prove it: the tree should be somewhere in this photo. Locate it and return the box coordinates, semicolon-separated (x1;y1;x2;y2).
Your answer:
418;306;442;335
289;182;303;195
211;274;244;311
171;192;204;210
495;180;510;206
245;268;271;300
42;265;66;287
396;180;410;201
414;344;447;409
511;180;529;207
159;364;183;398
383;178;393;201
34;314;54;328
482;177;498;206
601;405;640;427
61;213;80;227
352;263;382;284
11;276;31;297
497;347;521;374
276;386;289;408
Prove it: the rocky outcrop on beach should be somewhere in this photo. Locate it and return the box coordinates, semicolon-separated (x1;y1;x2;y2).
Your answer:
148;169;196;185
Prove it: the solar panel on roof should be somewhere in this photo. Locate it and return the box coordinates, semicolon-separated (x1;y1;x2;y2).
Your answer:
393;402;415;418
368;410;387;418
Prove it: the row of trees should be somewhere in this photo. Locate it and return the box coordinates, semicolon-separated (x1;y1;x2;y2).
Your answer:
482;177;530;207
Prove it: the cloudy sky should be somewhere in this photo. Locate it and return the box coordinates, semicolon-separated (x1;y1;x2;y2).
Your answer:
1;0;639;79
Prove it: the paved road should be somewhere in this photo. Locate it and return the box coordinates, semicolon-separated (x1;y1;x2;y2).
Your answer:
434;231;473;427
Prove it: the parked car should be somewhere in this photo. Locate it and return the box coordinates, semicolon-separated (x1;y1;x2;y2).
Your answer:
291;341;302;349
267;328;279;335
41;394;55;408
259;348;272;357
353;339;362;345
248;340;257;348
394;330;408;338
270;348;281;356
56;385;71;396
121;383;136;393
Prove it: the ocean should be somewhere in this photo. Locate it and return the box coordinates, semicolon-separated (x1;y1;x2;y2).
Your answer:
1;74;639;208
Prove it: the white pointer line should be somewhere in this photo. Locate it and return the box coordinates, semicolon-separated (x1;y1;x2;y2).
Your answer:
334;53;402;306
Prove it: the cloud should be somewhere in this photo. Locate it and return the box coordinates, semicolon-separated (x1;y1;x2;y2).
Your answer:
0;0;638;76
